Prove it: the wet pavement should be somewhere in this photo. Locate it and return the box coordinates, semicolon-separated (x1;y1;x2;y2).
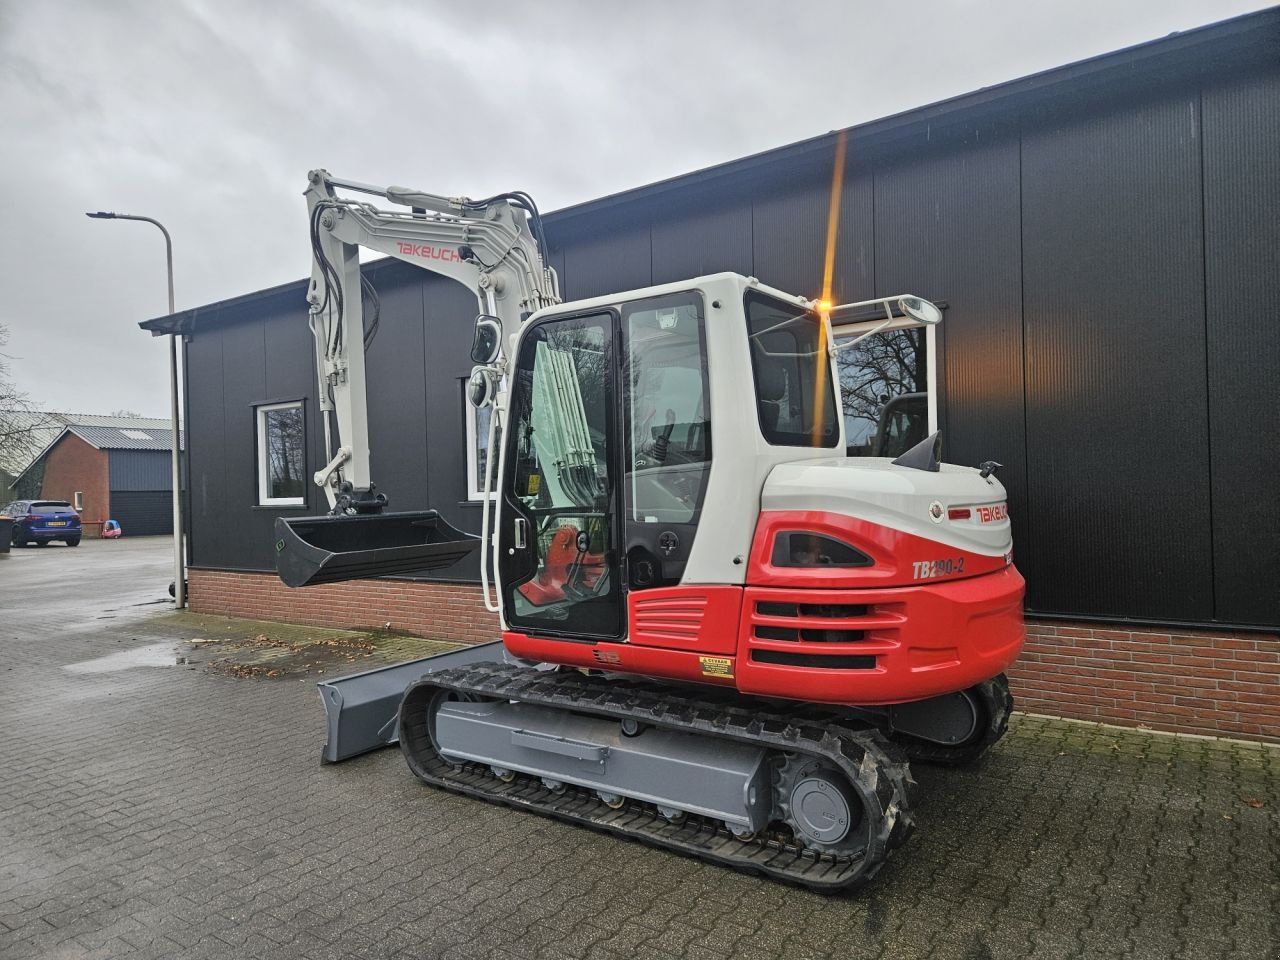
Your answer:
1;538;1278;959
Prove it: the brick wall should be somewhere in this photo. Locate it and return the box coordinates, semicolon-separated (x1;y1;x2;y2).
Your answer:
39;433;109;537
1009;621;1279;743
189;568;1279;744
189;569;497;646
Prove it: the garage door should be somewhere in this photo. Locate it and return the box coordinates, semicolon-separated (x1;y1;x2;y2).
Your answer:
111;491;172;536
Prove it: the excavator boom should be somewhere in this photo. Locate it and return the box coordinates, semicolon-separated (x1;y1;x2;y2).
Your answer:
274;170;559;588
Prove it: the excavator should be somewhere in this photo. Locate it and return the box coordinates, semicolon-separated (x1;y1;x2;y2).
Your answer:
275;169;1025;891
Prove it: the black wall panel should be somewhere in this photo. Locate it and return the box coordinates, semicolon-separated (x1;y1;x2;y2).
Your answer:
112;491;172;537
751;170;874;304
1021;95;1211;620
261;305;316;408
1202;74;1280;625
546;244;567;300
261;300;324;551
558;225;651;301
220;309;280;571
108;450;173;491
364;274;429;513
872;139;1027;577
419;274;490;582
185;321;227;567
650;203;753;286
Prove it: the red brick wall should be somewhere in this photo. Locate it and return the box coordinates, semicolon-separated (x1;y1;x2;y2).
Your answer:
1009;621;1279;743
189;568;1279;744
39;433;109;537
189;569;497;646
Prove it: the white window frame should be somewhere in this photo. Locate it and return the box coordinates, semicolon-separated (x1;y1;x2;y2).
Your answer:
465;396;496;501
830;317;938;442
256;401;307;507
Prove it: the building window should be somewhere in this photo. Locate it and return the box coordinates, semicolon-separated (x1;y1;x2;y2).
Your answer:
833;319;937;459
257;401;307;506
465;393;499;501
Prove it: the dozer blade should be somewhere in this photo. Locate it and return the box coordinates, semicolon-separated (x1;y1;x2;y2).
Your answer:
274;510;478;588
318;641;505;763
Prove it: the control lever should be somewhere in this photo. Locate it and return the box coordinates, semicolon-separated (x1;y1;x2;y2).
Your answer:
645;409;678;465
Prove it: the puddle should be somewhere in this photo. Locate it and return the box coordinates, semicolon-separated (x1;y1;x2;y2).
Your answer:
65;642;180;673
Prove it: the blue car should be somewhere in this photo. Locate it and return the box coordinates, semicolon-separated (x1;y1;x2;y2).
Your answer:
3;500;82;547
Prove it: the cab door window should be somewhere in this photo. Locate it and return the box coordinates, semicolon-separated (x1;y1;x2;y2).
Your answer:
621;292;712;589
500;312;621;638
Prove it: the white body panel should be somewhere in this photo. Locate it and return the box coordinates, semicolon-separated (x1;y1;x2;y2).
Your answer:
761;458;1012;557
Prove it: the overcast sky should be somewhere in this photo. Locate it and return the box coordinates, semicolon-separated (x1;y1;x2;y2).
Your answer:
0;0;1271;417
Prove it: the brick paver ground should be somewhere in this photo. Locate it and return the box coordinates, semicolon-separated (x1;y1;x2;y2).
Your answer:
1;539;1277;959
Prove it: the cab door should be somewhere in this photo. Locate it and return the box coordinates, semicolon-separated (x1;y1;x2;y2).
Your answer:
498;311;624;640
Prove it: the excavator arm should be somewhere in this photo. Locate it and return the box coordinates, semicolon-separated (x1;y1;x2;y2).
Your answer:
303;169;559;512
272;171;558;592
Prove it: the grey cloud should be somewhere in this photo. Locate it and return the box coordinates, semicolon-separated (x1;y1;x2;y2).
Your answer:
0;0;1267;415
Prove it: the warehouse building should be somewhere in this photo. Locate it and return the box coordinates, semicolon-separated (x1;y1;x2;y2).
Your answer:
7;415;182;537
142;9;1279;742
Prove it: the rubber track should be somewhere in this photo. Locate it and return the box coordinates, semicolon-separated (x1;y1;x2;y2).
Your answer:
891;674;1013;767
398;662;915;891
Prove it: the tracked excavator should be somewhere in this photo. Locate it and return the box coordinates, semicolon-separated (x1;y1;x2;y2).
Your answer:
277;169;1025;890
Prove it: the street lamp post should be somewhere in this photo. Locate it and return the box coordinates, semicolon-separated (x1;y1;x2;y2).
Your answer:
85;211;185;608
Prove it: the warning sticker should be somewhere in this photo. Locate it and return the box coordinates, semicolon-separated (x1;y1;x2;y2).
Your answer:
699;656;734;679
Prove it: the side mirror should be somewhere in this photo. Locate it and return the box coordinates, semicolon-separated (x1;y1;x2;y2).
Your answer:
470;315;502;364
467;367;497;408
898;296;942;326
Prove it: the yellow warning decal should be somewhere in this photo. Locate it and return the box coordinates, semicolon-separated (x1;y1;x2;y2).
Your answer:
526;473;541;495
699;656;734;679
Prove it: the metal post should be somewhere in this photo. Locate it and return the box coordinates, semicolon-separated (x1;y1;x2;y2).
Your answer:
85;212;185;608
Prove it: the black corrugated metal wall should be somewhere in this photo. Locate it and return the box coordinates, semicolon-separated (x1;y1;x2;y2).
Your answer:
111;491;172;537
548;69;1279;629
182;62;1279;629
107;450;173;491
107;450;178;536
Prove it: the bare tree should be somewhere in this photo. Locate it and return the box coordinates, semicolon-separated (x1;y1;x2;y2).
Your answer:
265;406;306;498
0;323;55;483
109;408;142;418
836;327;926;438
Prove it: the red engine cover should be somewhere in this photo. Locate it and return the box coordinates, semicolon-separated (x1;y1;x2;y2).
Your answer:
502;511;1025;706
